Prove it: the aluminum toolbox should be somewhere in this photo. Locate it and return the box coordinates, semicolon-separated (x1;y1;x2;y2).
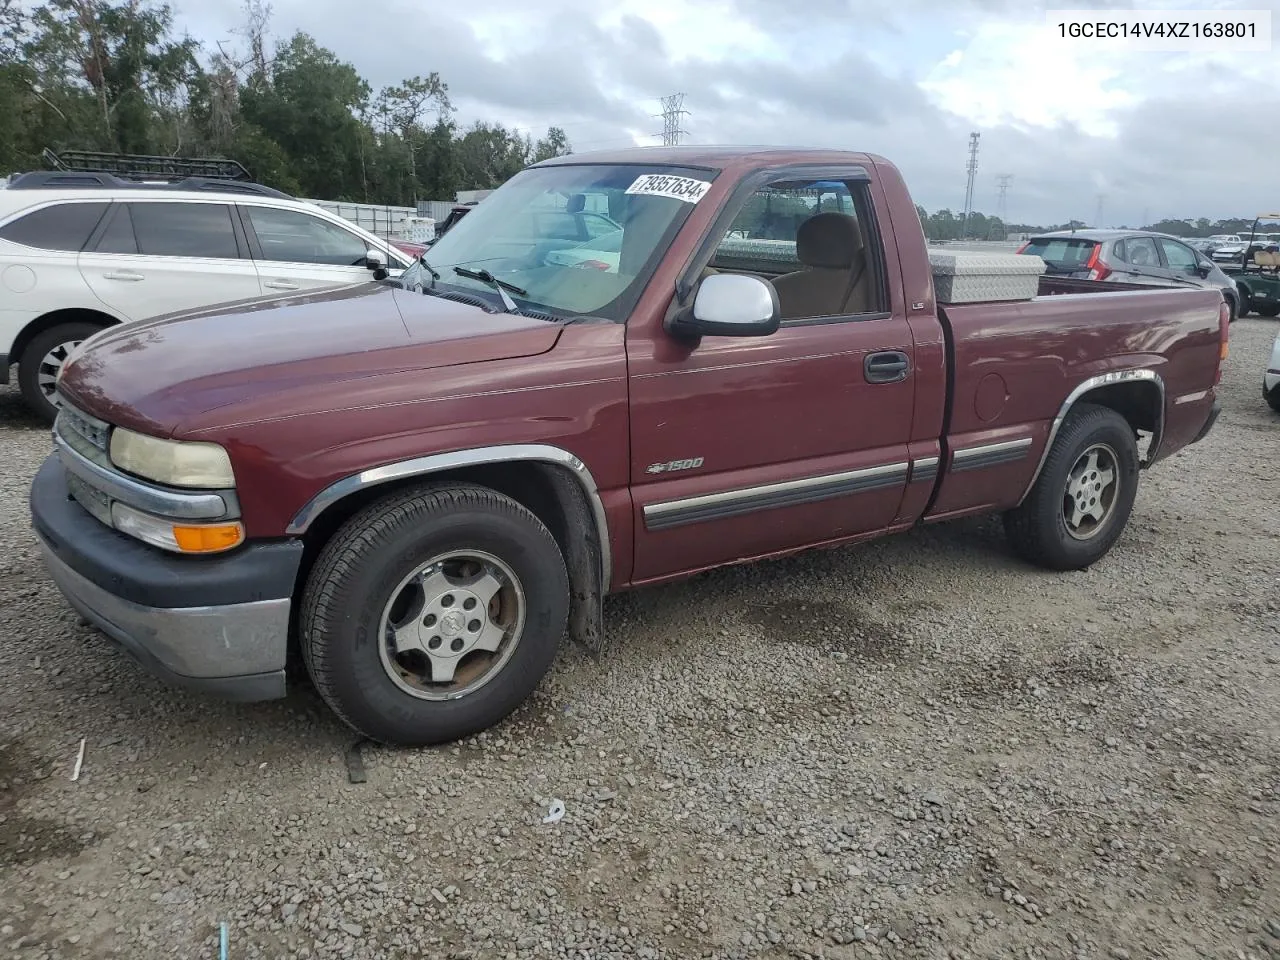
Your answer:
928;250;1046;304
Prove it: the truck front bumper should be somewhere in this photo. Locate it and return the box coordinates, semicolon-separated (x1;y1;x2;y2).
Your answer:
30;454;303;702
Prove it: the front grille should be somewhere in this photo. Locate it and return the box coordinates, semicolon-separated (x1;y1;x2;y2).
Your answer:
56;397;110;454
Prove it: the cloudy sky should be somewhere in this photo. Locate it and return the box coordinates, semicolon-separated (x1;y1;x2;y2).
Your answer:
173;0;1278;226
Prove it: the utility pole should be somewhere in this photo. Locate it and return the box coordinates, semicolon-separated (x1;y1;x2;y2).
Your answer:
961;132;980;239
995;174;1013;236
1094;194;1106;229
657;94;690;146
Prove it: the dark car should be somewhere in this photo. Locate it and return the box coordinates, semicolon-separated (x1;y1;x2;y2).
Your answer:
1018;229;1244;320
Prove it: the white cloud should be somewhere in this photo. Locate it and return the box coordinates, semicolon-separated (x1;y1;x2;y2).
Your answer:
167;0;1280;224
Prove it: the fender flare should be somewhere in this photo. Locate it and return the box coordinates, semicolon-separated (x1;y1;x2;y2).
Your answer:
286;443;613;592
1015;369;1165;506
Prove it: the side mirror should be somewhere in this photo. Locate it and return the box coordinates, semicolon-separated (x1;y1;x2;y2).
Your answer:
1196;262;1212;278
668;273;781;340
365;248;388;280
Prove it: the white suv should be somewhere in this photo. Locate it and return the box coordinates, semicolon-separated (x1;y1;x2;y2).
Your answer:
0;171;413;422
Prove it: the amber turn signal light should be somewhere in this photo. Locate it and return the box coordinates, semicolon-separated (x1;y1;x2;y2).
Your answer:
172;523;245;553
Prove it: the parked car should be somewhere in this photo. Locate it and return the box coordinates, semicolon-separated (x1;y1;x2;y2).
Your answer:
32;146;1226;747
1266;327;1280;412
1016;229;1243;319
1211;237;1249;263
0;167;413;422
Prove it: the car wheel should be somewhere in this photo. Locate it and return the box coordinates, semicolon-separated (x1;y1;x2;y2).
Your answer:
1257;303;1280;318
1267;384;1280;413
17;322;104;424
300;482;569;747
1236;284;1252;317
1003;403;1140;571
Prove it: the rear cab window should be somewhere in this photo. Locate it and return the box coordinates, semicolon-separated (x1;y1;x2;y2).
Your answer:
0;201;109;251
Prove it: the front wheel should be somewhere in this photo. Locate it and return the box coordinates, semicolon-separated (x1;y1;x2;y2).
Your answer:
18;322;104;423
1003;403;1140;571
1267;384;1280;413
1257;303;1280;318
300;483;570;747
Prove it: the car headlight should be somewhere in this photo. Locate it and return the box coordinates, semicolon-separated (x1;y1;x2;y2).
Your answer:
109;428;236;488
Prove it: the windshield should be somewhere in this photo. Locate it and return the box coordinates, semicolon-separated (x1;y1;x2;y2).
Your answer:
401;163;717;319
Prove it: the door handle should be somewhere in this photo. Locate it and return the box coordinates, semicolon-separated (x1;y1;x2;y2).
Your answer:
263;280;300;290
864;351;910;384
102;271;143;282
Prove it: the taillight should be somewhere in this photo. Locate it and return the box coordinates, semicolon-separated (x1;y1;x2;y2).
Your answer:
573;259;612;271
1015;241;1029;254
1084;243;1112;281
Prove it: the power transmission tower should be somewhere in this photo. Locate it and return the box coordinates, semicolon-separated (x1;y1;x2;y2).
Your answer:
657;93;690;146
961;132;980;238
1094;194;1105;229
995;174;1013;222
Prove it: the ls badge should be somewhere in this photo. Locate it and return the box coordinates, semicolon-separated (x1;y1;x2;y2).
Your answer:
646;457;704;475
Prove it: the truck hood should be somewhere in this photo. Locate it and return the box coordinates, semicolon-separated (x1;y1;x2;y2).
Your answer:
57;282;563;436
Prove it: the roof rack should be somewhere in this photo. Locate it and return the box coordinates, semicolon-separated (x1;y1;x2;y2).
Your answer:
6;149;293;201
43;148;253;181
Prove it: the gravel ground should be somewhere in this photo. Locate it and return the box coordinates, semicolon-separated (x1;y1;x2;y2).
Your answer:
1;319;1277;960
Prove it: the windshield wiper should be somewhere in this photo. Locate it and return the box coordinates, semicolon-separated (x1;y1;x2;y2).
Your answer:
418;256;441;283
453;266;526;313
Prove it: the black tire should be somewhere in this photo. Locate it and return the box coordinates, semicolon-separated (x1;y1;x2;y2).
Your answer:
1003;403;1140;571
300;482;569;747
1257;303;1280;318
18;322;105;423
1226;292;1238;323
1236;285;1252;318
1267;384;1280;413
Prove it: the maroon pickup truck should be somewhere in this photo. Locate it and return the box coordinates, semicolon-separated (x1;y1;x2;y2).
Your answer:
30;147;1227;746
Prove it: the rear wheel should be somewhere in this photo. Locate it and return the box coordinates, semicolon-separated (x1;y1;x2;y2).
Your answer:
1257;302;1280;318
1236;284;1252;318
18;322;104;423
300;482;569;747
1267;384;1280;413
1003;403;1140;571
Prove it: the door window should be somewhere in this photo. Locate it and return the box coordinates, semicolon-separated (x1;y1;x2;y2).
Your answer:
1118;236;1159;268
707;178;885;320
93;205;139;254
1158;238;1199;276
245;206;371;266
0;202;108;251
130;202;239;259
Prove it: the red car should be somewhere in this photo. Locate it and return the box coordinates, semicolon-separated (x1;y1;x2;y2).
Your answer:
33;146;1225;746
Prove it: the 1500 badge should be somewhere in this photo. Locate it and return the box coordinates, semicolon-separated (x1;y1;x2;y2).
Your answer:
646;457;704;475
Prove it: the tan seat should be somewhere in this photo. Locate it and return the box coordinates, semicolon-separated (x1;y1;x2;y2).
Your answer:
771;213;870;319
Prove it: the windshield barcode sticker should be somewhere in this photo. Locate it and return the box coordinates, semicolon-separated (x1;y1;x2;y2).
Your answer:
625;174;711;204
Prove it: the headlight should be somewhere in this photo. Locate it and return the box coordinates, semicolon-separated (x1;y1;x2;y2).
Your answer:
109;428;235;488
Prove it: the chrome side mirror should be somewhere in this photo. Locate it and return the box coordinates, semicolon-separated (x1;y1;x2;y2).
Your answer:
668;273;781;339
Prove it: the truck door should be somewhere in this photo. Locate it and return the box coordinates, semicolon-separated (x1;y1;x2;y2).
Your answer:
625;169;917;583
